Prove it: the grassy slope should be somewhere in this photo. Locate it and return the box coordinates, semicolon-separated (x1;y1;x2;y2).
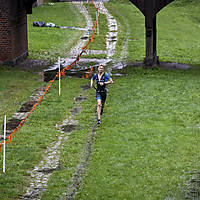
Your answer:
0;67;41;124
1;0;200;199
77;67;200;200
85;4;108;51
80;3;108;59
41;81;96;199
0;2;87;199
105;0;145;61
106;0;200;65
27;2;86;62
157;1;200;64
0;78;89;199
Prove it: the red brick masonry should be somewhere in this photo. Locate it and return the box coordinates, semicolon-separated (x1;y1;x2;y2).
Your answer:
0;0;28;66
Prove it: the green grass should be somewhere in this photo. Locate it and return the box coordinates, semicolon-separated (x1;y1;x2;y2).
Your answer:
27;2;86;62
76;66;200;199
0;66;42;123
0;77;88;199
41;83;96;199
1;1;200;199
105;0;145;61
106;0;200;65
85;4;108;51
3;66;200;199
157;1;200;64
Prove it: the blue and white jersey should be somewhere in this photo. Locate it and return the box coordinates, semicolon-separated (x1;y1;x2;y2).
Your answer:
92;72;111;92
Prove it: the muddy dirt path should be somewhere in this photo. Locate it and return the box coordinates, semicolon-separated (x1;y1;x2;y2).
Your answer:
16;2;122;199
88;2;118;59
68;2;93;59
61;122;97;200
20;91;88;200
0;87;45;142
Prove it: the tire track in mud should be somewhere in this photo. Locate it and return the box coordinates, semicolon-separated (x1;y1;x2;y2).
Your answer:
61;122;97;200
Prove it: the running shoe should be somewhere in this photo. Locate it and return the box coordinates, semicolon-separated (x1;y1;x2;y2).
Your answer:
97;119;101;124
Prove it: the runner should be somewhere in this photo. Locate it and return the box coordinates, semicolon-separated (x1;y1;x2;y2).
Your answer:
90;64;113;124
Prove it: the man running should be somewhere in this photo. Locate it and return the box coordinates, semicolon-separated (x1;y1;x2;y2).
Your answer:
90;64;113;124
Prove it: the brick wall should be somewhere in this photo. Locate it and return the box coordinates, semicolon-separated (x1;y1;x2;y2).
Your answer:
33;0;44;7
0;0;28;66
37;0;44;6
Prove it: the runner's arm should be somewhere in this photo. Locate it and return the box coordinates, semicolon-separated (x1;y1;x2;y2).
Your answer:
105;77;113;85
103;73;113;85
90;78;94;88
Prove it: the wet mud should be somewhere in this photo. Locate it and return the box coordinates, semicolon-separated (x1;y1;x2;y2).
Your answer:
1;88;45;140
5;118;22;134
60;124;80;133
62;123;97;200
70;107;82;115
74;96;87;103
185;171;200;199
80;84;90;91
19;101;37;112
21;92;87;200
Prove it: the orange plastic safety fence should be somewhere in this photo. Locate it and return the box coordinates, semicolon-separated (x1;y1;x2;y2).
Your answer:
0;0;98;152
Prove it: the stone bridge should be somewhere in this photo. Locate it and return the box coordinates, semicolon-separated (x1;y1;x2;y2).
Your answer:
0;0;174;66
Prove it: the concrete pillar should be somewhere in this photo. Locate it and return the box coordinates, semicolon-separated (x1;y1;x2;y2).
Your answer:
144;15;159;66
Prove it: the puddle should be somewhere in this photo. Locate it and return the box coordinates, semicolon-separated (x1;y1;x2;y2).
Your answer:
37;165;61;174
0;88;45;142
74;96;87;103
80;84;90;90
159;62;191;70
71;107;82;115
81;36;89;40
2;118;21;135
60;124;80;133
19;101;37;112
59;26;87;31
112;73;125;77
43;58;112;82
111;62;127;70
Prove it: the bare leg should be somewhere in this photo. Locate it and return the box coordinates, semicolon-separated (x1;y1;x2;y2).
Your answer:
97;99;101;120
101;102;105;115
